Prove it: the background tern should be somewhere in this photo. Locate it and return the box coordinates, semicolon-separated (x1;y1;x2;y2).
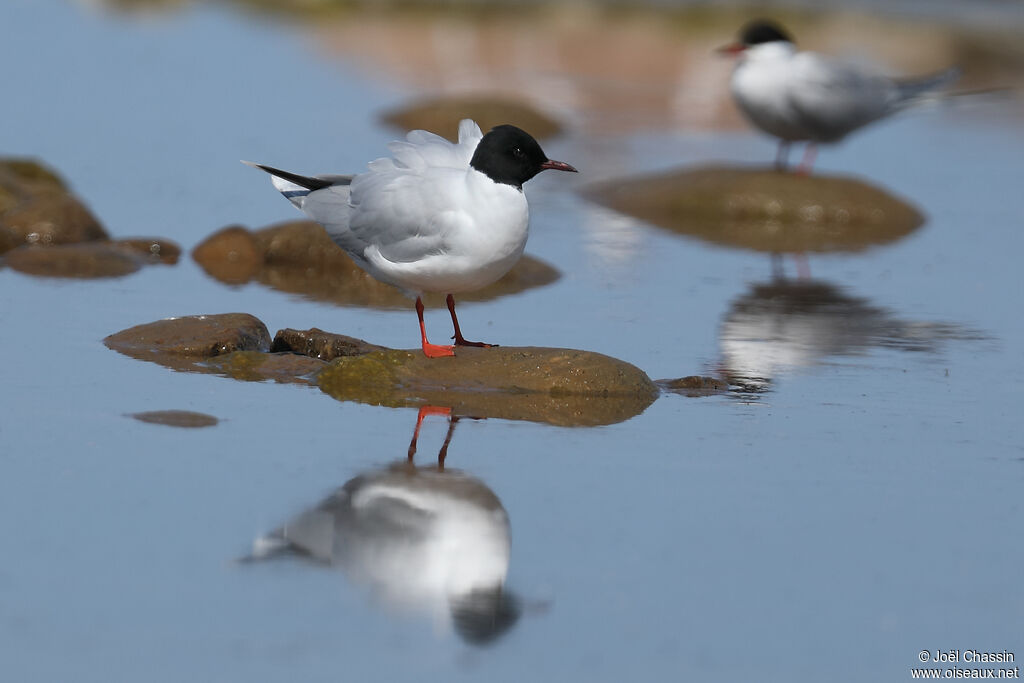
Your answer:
719;19;960;173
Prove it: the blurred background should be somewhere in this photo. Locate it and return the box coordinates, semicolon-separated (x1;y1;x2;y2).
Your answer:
1;1;1021;681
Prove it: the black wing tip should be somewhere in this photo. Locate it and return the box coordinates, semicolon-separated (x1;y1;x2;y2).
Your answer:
242;160;333;192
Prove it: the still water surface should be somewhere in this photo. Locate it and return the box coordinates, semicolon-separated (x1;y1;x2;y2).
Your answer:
1;2;1021;681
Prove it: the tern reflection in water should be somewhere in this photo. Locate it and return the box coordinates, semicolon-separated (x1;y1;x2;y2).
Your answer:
245;407;520;645
719;278;982;392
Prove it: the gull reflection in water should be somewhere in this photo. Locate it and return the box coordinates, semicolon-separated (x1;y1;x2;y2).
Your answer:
246;407;520;645
719;277;982;392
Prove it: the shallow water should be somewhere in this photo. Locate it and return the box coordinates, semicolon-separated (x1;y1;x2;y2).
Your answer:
2;2;1022;681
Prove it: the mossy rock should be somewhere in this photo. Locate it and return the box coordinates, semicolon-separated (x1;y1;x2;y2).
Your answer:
202;350;326;384
381;95;563;141
104;317;661;425
318;346;657;426
584;166;924;253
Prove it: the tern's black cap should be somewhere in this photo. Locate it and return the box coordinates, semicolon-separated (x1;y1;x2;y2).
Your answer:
740;19;794;46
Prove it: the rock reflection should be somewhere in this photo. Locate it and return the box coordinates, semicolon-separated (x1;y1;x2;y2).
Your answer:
719;278;983;392
245;407;520;646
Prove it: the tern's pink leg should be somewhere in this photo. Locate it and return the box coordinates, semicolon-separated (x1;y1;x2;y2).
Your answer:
447;294;495;348
794;252;811;279
416;296;455;358
775;141;791;171
796;143;818;175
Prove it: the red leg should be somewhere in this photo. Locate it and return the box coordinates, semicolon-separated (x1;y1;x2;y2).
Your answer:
437;414;459;469
796;143;817;175
416;296;455;358
447;294;495;348
407;405;452;462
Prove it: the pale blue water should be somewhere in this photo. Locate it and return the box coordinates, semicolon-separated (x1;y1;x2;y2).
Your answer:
1;2;1021;682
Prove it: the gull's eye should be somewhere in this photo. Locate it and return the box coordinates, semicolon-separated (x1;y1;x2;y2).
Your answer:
512;147;525;159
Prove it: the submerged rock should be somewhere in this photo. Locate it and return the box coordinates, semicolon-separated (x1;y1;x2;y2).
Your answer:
114;237;181;264
381;95;563;141
129;410;219;428
193;221;560;308
0;158;108;246
584;166;923;253
317;347;658;427
659;375;730;397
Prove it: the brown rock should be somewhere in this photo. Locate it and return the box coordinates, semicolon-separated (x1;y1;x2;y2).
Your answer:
114;237;181;264
192;225;263;284
0;225;18;255
317;346;658;426
104;313;271;366
1;189;109;246
0;159;67;190
381;95;563;141
129;410;219;428
0;159;108;246
4;243;142;279
272;328;387;360
584;166;924;253
193;220;560;308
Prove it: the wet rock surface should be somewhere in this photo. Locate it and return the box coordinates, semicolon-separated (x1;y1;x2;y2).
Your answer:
585;166;924;253
105;315;659;425
104;313;272;364
129;410;219;428
317;347;658;426
272;328;387;360
0;158;109;246
203;350;327;385
193;221;560;308
381;95;563;141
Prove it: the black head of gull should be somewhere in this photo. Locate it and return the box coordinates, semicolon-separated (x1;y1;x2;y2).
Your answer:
470;124;577;190
740;19;794;47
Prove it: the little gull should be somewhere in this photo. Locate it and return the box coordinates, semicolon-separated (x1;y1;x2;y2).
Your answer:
245;119;576;357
